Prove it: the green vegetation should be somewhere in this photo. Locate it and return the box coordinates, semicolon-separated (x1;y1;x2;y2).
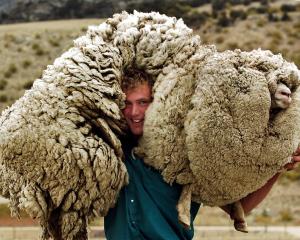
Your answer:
0;94;8;102
23;80;34;89
35;48;45;56
226;41;239;50
48;38;60;47
291;55;300;69
4;63;18;78
279;209;294;222
0;79;7;90
293;21;300;30
217;11;232;27
0;203;30;218
3;33;16;43
32;42;46;56
230;9;247;21
215;35;224;44
0;203;11;216
281;4;297;12
254;208;273;231
256;18;267;27
31;43;40;50
22;60;32;69
282;169;300;181
34;33;41;39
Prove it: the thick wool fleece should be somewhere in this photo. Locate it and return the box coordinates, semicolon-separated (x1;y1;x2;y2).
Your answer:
0;11;300;239
0;17;130;240
185;49;300;206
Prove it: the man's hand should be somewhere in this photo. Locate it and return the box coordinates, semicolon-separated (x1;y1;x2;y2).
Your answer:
228;146;300;216
284;146;300;171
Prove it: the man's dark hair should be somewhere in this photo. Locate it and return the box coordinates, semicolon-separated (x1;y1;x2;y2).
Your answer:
121;68;154;91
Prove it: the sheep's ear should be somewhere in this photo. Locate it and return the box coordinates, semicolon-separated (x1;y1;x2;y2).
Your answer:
288;69;300;91
267;72;278;95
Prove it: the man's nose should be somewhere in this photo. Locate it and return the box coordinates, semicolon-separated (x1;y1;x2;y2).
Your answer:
131;104;140;116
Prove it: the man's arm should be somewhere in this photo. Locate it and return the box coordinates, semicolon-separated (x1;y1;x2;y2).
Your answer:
221;173;279;215
240;172;280;214
222;146;300;215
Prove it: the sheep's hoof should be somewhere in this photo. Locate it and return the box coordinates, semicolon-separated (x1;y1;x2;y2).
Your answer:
234;220;248;233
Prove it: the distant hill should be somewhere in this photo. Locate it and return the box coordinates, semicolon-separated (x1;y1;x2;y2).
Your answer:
0;0;208;24
1;0;299;30
0;0;119;23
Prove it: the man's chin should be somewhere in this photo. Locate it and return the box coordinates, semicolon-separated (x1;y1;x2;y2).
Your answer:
130;128;143;137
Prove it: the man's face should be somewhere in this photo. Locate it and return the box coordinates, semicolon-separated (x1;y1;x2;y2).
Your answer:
122;83;152;137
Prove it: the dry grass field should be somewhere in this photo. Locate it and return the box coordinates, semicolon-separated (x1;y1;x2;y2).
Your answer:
194;1;300;61
0;18;103;112
0;1;300;238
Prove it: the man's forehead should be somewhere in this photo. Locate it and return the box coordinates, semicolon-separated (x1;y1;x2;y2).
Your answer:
123;82;151;92
124;84;152;100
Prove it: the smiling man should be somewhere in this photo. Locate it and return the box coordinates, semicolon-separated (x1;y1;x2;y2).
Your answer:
122;76;152;137
104;69;201;240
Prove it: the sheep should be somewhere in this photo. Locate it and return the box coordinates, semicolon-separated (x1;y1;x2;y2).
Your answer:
169;81;294;233
0;11;300;239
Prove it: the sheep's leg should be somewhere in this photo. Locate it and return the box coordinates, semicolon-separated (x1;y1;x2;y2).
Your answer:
72;221;88;240
230;201;248;233
47;209;88;240
177;184;192;229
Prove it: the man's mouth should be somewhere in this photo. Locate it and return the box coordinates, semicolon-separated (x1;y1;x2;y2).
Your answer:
132;119;143;123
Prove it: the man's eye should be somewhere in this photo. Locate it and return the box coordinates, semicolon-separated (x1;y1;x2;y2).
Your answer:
139;100;150;106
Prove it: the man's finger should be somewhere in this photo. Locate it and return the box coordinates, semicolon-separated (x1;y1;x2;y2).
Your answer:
293;149;300;156
284;161;300;171
292;155;300;162
295;145;300;154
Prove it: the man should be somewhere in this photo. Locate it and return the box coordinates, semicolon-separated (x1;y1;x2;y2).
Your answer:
104;69;300;240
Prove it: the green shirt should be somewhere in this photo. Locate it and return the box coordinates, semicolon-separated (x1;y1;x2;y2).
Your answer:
104;141;200;240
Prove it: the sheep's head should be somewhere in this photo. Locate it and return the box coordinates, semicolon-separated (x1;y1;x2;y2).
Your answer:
268;67;300;105
236;49;300;97
271;82;292;109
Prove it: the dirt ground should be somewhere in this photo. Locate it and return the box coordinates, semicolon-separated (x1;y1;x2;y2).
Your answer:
0;217;37;227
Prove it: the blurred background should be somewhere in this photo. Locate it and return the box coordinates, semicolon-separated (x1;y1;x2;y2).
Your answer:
0;0;300;239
